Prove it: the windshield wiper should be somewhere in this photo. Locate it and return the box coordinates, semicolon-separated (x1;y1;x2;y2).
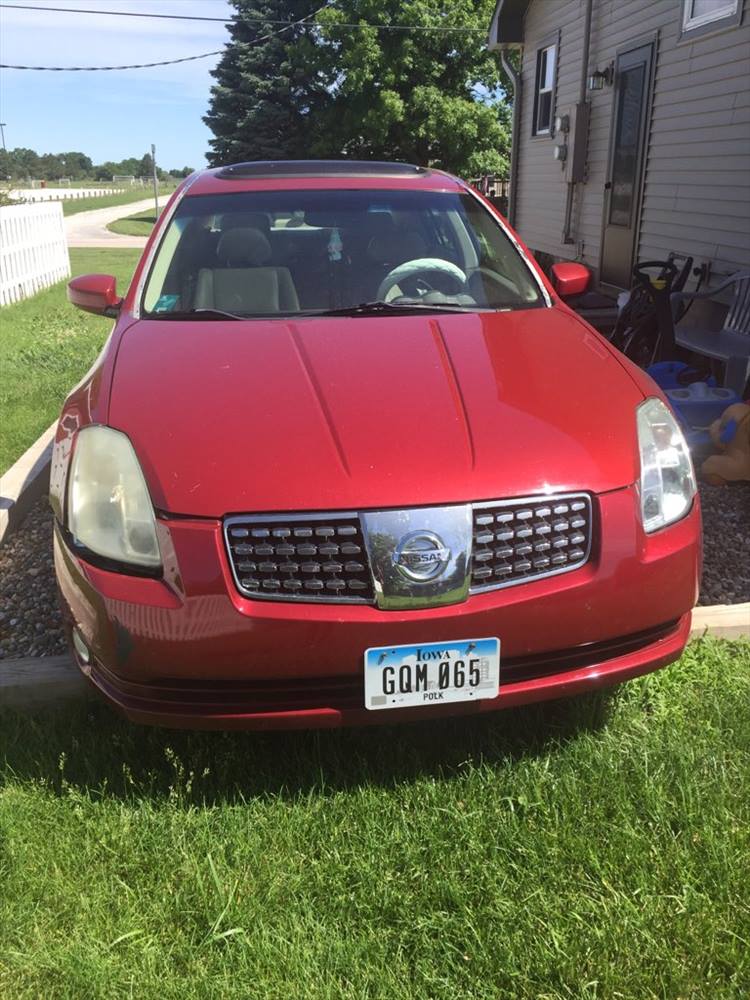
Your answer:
148;308;244;321
147;301;517;321
305;300;489;317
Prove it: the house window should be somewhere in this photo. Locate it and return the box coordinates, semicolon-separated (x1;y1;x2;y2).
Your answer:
532;43;557;136
682;0;739;32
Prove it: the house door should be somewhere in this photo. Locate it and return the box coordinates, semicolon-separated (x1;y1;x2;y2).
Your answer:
600;42;655;289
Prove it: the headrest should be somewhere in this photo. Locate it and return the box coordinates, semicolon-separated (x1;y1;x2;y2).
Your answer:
368;230;427;265
216;227;272;266
367;212;396;233
299;211;330;228
221;211;271;234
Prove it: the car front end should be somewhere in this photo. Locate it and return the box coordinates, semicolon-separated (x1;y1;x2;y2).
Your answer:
52;161;701;729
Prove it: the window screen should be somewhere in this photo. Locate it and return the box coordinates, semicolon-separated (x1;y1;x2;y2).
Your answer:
533;44;557;136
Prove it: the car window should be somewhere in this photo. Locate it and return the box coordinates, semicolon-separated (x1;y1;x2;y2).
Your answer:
142;188;544;317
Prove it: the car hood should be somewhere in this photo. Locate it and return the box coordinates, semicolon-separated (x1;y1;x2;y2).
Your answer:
108;309;642;517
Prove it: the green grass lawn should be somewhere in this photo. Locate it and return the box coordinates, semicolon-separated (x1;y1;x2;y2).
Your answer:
62;187;172;216
1;638;748;999
107;207;158;237
0;248;141;473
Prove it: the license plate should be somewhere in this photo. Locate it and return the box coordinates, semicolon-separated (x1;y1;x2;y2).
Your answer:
364;637;500;711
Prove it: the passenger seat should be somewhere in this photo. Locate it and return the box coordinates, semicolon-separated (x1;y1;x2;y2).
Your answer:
194;228;300;314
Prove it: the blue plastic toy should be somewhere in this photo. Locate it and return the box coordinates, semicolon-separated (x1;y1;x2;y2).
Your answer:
647;361;715;391
666;382;742;449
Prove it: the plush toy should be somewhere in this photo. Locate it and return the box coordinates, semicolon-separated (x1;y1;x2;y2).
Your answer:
700;402;750;485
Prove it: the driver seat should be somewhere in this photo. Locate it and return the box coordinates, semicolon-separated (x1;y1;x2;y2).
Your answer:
194;228;300;314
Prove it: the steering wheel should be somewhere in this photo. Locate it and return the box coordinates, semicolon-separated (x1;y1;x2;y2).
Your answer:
376;258;468;302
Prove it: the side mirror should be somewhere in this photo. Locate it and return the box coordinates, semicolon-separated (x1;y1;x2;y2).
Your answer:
67;274;122;317
550;262;591;299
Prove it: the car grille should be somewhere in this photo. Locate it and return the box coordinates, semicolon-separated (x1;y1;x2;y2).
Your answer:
224;493;593;604
470;493;592;593
224;513;375;603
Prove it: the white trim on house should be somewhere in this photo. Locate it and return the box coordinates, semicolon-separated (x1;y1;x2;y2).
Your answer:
682;0;739;33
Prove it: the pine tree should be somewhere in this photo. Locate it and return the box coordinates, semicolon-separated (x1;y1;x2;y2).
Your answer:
204;0;325;166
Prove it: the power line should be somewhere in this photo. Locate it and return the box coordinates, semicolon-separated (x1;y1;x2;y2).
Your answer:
0;1;334;71
0;2;242;22
0;2;488;32
0;1;491;72
0;51;224;70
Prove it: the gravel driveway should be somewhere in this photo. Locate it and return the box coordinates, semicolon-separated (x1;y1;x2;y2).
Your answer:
1;486;748;660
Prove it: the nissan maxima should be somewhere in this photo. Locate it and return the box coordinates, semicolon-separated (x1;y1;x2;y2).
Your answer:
52;160;701;729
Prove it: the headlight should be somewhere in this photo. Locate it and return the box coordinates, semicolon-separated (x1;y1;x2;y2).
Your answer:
636;397;696;533
67;426;161;570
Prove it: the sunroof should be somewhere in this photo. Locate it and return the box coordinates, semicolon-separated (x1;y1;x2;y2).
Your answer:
215;160;429;180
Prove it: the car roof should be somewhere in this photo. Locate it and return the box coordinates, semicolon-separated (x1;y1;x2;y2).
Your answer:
186;160;467;197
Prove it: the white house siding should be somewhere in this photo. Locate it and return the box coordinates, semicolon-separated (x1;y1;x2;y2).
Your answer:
514;0;750;287
515;0;585;256
639;10;750;279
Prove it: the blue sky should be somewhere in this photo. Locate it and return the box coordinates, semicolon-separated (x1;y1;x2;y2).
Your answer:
0;0;235;169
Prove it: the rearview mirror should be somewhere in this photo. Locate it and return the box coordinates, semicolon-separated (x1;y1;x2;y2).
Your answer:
550;262;591;299
67;274;122;317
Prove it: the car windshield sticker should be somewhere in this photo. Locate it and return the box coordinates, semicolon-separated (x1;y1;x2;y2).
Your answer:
153;294;180;313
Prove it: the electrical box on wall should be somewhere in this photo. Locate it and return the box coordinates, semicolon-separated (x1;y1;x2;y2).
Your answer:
565;101;591;184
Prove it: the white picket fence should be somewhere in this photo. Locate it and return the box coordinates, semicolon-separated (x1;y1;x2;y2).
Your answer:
8;186;126;203
0;201;71;306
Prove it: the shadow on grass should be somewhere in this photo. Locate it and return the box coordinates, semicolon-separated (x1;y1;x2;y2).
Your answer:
0;687;618;805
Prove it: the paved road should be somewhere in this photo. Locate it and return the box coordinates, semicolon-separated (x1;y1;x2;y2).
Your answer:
65;197;158;249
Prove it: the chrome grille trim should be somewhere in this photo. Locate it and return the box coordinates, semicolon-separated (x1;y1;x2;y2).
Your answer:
224;493;593;605
224;512;375;604
469;492;593;594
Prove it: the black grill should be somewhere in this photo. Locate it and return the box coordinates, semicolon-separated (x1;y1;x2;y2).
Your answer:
470;493;592;592
225;514;375;603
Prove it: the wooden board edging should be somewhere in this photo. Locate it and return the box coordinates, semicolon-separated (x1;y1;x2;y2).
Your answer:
0;421;56;544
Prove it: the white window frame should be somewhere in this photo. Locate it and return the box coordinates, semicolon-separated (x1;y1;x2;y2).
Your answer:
682;0;739;32
532;42;557;137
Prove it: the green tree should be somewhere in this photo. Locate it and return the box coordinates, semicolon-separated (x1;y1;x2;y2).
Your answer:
59;151;93;178
39;153;66;180
311;0;509;177
0;149;13;180
204;0;510;178
94;161;119;181
139;152;155;178
204;0;327;165
5;147;39;179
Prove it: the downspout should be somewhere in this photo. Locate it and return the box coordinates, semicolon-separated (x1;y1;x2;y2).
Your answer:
501;49;522;228
562;0;593;244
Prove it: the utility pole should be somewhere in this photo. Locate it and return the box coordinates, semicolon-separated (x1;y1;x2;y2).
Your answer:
151;143;159;217
0;123;7;153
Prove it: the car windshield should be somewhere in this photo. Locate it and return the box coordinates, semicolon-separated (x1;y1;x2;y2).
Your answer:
141;188;545;318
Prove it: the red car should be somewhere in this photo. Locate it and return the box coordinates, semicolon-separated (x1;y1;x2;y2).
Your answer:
52;161;701;730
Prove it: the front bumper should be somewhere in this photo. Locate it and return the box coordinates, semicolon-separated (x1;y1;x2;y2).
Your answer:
55;486;701;730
